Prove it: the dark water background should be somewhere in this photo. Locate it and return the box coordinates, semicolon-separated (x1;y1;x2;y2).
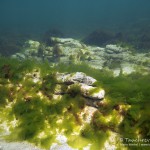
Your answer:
0;0;150;55
0;0;150;35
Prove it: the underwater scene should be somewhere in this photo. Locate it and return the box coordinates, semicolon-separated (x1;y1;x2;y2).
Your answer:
0;0;150;150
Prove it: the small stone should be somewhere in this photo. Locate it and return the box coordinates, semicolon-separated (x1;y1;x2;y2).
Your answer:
16;53;26;59
106;44;126;53
24;40;40;49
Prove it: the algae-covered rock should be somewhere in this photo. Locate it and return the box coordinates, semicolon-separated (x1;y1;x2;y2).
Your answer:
81;84;105;100
51;37;84;48
11;40;40;60
56;72;105;101
106;44;127;54
11;37;150;75
56;72;96;85
24;40;40;50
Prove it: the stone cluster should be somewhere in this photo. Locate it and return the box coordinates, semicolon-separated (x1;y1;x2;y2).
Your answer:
21;70;105;107
11;37;150;75
55;72;105;102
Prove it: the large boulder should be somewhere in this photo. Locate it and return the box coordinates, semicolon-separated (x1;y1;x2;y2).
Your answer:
56;72;105;101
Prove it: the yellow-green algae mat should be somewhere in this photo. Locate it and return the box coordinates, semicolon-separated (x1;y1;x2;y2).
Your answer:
0;58;150;150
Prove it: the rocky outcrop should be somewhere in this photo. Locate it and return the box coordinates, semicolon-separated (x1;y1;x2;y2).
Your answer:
20;70;105;105
55;72;105;104
11;37;150;75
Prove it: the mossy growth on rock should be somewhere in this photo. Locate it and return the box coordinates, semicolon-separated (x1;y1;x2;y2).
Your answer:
0;57;150;149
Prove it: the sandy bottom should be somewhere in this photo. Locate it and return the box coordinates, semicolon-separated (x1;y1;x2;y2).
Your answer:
0;139;41;150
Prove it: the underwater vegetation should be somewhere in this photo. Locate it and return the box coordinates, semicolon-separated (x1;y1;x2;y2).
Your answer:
0;57;150;149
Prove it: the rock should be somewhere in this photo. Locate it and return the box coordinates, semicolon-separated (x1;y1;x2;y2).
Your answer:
56;73;74;85
49;37;92;63
24;40;40;49
11;54;18;59
113;68;121;77
22;40;40;59
56;134;67;144
70;72;96;85
105;44;127;54
79;106;97;123
50;143;77;150
56;72;96;85
11;40;41;60
51;37;84;48
89;46;105;53
0;139;41;150
16;53;26;60
80;84;105;100
56;72;105;101
24;49;31;56
51;37;74;43
59;56;69;63
25;69;41;83
121;63;136;74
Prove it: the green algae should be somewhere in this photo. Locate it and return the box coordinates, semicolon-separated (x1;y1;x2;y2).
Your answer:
67;84;82;98
67;135;90;148
80;124;109;150
0;57;150;149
